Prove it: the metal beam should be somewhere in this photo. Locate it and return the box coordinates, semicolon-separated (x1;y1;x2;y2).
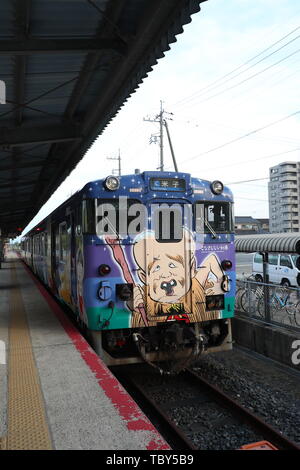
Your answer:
0;124;82;147
65;0;127;119
0;161;42;172
0;180;36;190
0;38;126;55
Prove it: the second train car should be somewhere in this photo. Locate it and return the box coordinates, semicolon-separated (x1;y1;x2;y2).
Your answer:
21;171;235;371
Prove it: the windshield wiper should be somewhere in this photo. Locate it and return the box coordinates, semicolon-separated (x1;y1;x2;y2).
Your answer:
204;218;218;239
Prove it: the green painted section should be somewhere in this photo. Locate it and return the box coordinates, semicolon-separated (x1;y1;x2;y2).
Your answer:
87;298;236;330
222;296;235;319
87;306;131;330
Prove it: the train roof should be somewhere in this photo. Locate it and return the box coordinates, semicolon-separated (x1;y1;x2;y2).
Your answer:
81;171;234;201
23;171;233;236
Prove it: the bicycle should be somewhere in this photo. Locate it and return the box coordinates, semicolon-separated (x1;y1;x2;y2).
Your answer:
236;274;264;315
257;286;300;326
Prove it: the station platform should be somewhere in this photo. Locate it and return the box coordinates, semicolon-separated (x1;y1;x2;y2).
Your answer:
0;253;169;450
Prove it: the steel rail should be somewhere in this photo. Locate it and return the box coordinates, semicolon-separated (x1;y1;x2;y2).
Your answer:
111;370;197;451
185;368;300;451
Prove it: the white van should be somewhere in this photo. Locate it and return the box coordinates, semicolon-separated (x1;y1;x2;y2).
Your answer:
252;252;300;287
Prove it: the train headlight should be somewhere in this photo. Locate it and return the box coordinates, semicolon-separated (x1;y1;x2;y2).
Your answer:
211;180;223;195
104;176;120;191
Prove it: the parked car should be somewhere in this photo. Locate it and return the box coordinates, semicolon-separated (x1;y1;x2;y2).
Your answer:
252;252;300;287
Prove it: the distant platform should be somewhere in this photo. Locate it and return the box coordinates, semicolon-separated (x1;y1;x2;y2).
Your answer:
0;253;169;450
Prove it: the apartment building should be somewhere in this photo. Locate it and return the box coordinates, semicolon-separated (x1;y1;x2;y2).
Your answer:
269;161;300;233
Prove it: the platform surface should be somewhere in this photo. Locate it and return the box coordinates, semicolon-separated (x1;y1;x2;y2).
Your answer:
0;252;169;450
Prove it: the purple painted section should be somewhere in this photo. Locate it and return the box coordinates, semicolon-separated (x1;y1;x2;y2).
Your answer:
84;244;139;283
197;242;236;268
83;240;235;282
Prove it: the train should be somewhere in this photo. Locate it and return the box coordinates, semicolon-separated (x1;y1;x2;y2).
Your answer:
21;171;235;373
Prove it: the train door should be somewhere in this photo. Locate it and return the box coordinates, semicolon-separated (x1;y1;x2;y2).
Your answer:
69;211;77;306
145;203;193;321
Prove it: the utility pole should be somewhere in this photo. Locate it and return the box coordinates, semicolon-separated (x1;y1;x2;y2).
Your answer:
107;149;121;176
164;119;178;172
144;101;178;172
159;100;164;171
144;100;165;171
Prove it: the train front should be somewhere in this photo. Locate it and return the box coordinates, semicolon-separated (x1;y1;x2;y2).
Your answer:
82;172;235;370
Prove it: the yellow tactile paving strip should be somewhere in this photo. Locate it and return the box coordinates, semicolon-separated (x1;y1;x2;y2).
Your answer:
1;262;53;450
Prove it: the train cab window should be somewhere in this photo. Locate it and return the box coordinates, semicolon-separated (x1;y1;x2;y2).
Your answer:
195;202;233;233
96;199;143;236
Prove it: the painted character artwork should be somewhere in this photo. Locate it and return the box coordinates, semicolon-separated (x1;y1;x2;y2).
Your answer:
76;248;88;325
106;229;229;328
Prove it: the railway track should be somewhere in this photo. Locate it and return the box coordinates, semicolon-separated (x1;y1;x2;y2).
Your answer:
113;365;300;450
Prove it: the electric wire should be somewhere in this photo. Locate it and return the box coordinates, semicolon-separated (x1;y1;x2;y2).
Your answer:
176;110;300;165
172;25;300;108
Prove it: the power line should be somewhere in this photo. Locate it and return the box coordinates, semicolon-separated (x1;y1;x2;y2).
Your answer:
177;110;300;164
225;177;269;184
199;147;300;173
223;57;300;110
196;48;300;105
176;34;300;107
235;196;269;202
175;114;300;146
172;25;300;108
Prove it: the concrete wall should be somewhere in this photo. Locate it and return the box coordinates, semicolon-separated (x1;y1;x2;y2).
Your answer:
232;316;300;371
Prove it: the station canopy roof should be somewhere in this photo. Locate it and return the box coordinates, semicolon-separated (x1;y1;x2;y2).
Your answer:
0;0;205;237
235;233;300;254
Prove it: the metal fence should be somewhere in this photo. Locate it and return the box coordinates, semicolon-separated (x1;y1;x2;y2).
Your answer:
235;277;300;331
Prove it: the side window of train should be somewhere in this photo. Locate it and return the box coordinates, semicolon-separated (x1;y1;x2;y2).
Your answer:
55;227;60;261
82;199;95;234
75;204;82;237
34;235;38;254
41;232;47;257
59;222;68;262
44;232;47;257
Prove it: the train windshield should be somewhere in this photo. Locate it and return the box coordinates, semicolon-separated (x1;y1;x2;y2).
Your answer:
194;202;233;233
94;198;143;237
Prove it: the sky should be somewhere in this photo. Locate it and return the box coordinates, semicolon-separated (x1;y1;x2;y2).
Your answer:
22;0;300;234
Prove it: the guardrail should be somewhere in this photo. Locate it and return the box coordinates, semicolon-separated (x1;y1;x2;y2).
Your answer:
235;278;300;331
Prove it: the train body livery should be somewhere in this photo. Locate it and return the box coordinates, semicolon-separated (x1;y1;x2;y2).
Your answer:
21;171;235;369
